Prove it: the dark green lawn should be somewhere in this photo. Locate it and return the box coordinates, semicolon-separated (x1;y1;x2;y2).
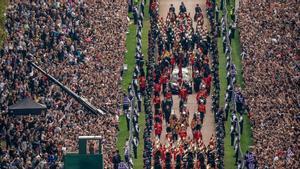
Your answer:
0;0;7;47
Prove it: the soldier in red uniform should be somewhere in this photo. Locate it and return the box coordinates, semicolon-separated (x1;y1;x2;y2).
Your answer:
198;102;206;123
193;129;202;142
154;82;161;96
160;73;168;94
164;89;172;101
196;88;208;101
179;85;188;102
203;74;212;94
153;95;161;110
154;122;162;138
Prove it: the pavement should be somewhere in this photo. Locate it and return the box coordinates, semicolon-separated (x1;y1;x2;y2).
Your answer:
155;0;216;145
159;0;209;27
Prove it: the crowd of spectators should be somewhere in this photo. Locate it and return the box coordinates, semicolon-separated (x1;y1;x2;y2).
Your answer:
238;0;300;168
0;0;128;168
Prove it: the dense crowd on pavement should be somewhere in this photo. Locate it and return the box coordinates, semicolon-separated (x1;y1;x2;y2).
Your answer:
238;0;300;168
0;0;128;168
143;1;219;168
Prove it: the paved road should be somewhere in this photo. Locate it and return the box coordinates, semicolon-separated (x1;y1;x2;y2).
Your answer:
157;0;215;145
159;0;209;27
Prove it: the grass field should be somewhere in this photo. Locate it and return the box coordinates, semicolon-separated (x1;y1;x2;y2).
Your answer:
0;0;7;150
117;1;150;168
216;0;253;168
0;0;7;47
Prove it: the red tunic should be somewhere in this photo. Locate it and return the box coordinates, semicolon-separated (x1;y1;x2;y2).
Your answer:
179;88;188;100
160;146;166;161
193;130;202;141
139;76;146;90
153;96;161;105
171;56;176;65
196;90;208;100
154;83;161;93
203;75;212;87
154;123;162;136
198;104;206;113
165;92;172;100
160;75;168;85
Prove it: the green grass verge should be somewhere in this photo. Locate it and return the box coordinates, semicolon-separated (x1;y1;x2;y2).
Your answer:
216;0;252;168
0;0;8;47
117;1;149;168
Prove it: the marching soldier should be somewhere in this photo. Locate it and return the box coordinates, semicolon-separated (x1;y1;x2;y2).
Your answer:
175;150;182;169
165;149;172;169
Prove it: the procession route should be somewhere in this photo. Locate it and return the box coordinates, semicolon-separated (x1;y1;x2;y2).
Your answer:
157;0;216;145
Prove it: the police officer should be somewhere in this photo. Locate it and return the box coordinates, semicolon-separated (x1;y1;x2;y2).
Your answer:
230;124;236;146
134;123;140;141
133;6;138;25
137;91;142;112
239;116;244;135
132;136;138;159
123;93;131;131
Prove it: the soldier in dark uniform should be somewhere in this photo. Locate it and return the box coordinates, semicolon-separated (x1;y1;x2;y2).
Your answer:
133;6;138;25
179;2;187;13
169;4;175;13
187;150;194;168
175;153;181;169
154;150;162;169
162;99;171;123
197;150;206;169
207;148;216;168
165;151;172;169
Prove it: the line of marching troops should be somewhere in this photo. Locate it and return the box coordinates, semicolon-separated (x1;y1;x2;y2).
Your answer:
146;2;218;169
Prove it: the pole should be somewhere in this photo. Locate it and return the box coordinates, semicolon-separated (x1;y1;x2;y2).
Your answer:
29;61;109;115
